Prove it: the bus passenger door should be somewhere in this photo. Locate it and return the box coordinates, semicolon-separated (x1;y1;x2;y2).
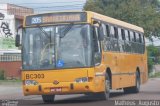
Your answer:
93;26;106;92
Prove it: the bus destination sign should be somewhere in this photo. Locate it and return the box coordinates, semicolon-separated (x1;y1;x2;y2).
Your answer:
25;12;87;26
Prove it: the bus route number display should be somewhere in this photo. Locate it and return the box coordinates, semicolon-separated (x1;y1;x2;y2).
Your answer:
25;12;87;26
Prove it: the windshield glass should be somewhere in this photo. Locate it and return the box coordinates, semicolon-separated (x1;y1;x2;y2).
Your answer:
22;24;93;70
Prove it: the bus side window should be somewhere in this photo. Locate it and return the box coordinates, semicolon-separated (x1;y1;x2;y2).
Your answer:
110;26;115;37
135;33;139;43
130;31;135;53
142;34;145;44
128;30;131;41
133;32;136;42
139;33;142;43
114;27;118;39
93;27;99;52
113;26;119;51
93;26;101;65
125;30;130;53
121;29;125;40
118;28;123;52
125;30;129;41
120;29;125;52
118;28;122;40
106;24;110;37
138;33;143;54
109;26;115;51
141;34;145;53
135;32;140;53
130;31;134;42
103;24;111;51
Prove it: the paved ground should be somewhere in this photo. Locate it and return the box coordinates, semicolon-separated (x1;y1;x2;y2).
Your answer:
0;78;160;106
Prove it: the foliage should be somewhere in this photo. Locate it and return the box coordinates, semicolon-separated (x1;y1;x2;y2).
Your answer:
150;72;160;78
0;69;5;80
148;57;154;73
147;45;160;72
84;0;160;38
147;45;159;55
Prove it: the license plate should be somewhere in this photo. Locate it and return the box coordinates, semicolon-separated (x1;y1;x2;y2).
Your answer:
50;88;62;92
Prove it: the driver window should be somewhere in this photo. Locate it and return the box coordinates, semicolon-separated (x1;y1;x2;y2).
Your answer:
93;26;101;65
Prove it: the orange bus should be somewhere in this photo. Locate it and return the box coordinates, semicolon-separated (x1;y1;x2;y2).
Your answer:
15;11;148;103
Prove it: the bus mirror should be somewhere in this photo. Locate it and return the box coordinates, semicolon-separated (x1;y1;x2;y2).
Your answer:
15;34;20;47
99;26;104;41
15;25;23;47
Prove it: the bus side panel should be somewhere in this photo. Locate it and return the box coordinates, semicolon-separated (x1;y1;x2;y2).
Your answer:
103;52;120;89
103;51;147;90
94;64;106;92
118;53;134;88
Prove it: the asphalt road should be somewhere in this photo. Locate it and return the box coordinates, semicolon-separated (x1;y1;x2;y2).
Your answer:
0;78;160;106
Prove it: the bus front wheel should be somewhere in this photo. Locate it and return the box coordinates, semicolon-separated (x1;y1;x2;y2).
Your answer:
42;95;55;103
95;73;110;100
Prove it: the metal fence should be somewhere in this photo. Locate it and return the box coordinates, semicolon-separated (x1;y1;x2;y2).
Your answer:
0;54;21;62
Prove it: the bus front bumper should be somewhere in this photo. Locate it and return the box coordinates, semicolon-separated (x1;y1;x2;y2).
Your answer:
23;82;96;95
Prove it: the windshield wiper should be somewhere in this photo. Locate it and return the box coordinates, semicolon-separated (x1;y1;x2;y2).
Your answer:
60;24;73;38
38;26;50;38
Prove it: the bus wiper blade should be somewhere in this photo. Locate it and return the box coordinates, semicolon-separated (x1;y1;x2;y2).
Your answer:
60;24;73;38
38;26;50;38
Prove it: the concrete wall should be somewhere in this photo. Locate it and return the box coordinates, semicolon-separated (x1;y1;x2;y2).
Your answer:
0;3;33;50
0;4;16;50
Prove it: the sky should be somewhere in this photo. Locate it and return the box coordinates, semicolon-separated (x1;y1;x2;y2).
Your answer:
146;37;160;46
0;0;86;12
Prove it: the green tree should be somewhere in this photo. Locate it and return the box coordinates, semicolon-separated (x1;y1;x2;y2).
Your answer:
0;69;5;80
147;45;160;62
147;45;160;72
84;0;160;38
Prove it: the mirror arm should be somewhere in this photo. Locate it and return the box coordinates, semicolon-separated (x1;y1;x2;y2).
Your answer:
15;25;23;47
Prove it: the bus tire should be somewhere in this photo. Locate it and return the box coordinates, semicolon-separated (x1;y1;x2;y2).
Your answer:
42;95;55;103
124;71;140;93
95;73;110;100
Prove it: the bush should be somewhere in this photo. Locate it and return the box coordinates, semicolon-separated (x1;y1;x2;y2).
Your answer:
147;45;160;73
0;69;5;80
148;58;154;73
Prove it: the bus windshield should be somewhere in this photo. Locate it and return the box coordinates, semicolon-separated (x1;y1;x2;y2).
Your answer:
22;24;93;70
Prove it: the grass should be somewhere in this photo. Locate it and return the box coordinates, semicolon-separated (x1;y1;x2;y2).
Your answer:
150;72;160;78
0;79;21;82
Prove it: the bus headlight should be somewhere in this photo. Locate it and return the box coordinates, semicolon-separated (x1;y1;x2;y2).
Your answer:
75;77;88;83
24;80;38;85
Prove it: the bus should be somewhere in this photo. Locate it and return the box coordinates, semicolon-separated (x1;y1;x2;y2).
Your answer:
15;11;148;103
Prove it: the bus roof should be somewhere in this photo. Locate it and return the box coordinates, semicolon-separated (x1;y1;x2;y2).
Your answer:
87;11;144;33
24;11;144;33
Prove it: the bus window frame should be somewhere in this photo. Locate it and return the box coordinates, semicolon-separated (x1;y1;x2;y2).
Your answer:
22;23;96;70
106;24;110;37
90;18;145;54
92;25;102;66
114;26;118;39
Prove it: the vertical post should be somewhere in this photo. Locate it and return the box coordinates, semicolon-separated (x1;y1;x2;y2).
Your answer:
55;27;60;67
